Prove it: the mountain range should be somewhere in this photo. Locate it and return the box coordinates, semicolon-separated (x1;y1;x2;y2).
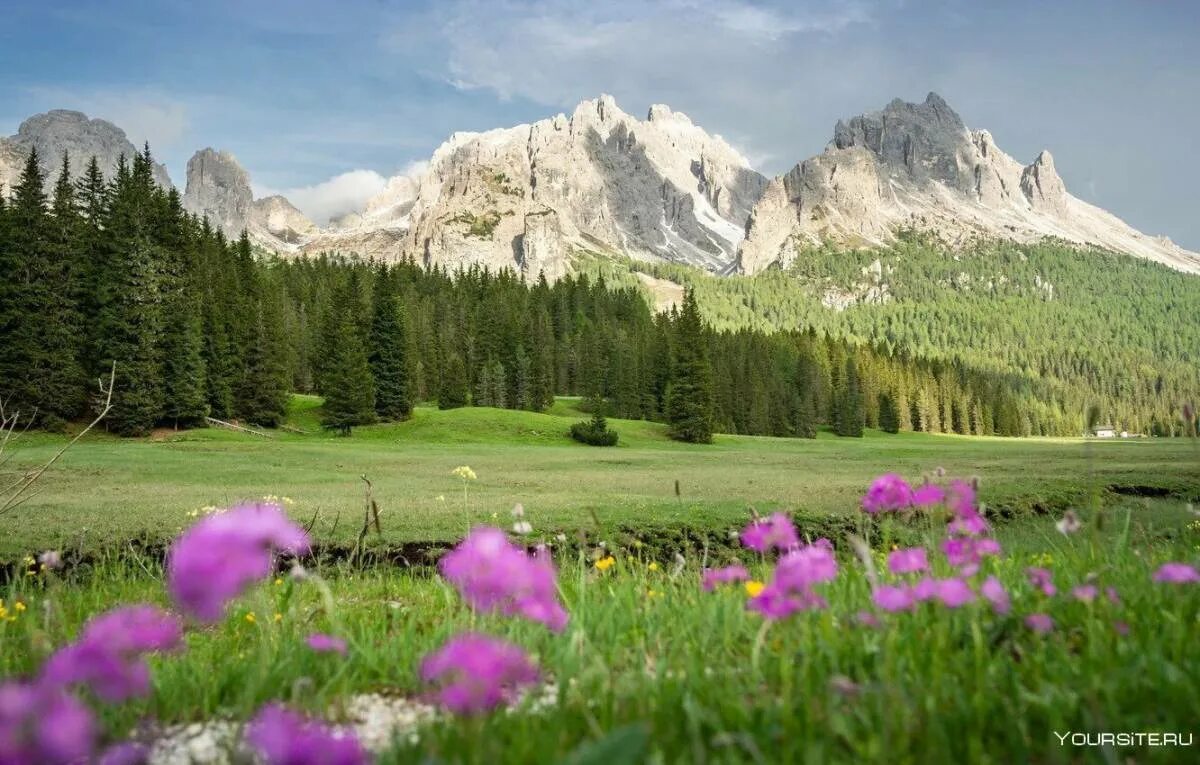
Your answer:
2;93;1198;276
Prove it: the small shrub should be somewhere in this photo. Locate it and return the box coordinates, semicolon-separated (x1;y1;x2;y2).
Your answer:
570;412;619;446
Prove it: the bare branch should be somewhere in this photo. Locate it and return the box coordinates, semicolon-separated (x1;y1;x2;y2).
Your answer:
0;362;116;518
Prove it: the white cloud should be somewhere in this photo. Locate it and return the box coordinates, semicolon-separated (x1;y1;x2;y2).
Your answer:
255;169;389;225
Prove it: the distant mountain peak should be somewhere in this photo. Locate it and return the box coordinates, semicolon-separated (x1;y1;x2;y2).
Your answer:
738;92;1200;274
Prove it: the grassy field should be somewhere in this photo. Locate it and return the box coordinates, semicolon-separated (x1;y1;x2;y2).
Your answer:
1;500;1197;763
2;397;1199;762
1;396;1197;560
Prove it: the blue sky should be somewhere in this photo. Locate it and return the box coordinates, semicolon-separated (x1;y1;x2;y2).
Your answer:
2;0;1198;248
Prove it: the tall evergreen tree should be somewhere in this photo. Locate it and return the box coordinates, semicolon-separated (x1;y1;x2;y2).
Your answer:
878;390;900;434
665;289;714;443
319;281;376;433
368;267;413;420
438;353;469;410
834;356;865;437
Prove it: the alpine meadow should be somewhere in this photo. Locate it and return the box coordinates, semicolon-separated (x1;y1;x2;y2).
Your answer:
1;2;1199;764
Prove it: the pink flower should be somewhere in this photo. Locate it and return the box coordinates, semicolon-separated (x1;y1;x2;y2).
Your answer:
1113;620;1130;636
1153;562;1200;584
872;584;914;612
1105;586;1120;604
942;537;1000;573
246;704;368;764
1025;613;1054;634
911;577;938;602
773;543;838;589
739;513;799;552
933;578;975;608
861;474;913;514
1072;584;1099;603
947;509;989;537
853;610;882;629
420;633;539;714
701;564;750;591
911;483;945;507
440;527;568;631
746;582;826;619
946;480;976;516
0;681;95;765
1026;567;1057;596
41;605;183;702
980;576;1010;615
305;633;348;656
168;502;310;622
886;547;929;575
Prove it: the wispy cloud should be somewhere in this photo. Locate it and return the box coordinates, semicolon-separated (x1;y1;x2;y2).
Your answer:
254;169;389;226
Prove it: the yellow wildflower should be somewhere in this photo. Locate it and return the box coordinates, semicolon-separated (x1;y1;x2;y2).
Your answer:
274;612;283;623
274;578;283;587
14;602;25;613
244;612;256;624
647;562;659;571
646;589;663;599
745;580;765;597
451;466;477;481
595;556;616;572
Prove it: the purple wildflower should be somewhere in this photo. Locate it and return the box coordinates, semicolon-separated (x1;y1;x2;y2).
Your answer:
1025;613;1054;634
305;633;348;656
1113;620;1130;636
773;543;838;589
746;582;826;619
41;605;183;702
911;577;938;602
0;681;95;765
1153;562;1200;584
911;483;945;507
946;480;976;516
886;547;929;575
1105;586;1121;604
980;576;1010;615
1026;567;1057;596
701;565;750;591
853;610;882;629
872;584;914;612
168;502;310;622
439;527;568;631
739;513;799;552
1072;584;1099;603
246;704;368;765
942;537;1001;574
420;633;539;714
933;578;975;608
861;474;913;514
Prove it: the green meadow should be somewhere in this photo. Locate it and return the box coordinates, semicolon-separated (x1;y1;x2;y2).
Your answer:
1;396;1196;560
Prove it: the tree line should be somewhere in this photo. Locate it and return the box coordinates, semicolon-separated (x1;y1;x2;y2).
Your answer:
1;147;1191;440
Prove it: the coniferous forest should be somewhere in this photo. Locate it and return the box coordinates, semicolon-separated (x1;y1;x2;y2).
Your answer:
1;146;1196;439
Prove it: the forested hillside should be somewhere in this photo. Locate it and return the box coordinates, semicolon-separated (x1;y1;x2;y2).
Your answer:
1;147;1196;439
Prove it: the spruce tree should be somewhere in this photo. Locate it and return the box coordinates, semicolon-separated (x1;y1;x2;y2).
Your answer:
834;356;865;437
665;288;714;443
239;298;290;427
319;282;376;434
438;353;469;410
878;391;900;434
368;268;413;420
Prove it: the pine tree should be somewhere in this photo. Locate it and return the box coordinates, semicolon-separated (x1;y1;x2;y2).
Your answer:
665;289;714;443
368;268;413;421
878;390;900;434
793;348;819;439
438;353;469;410
835;357;865;437
239;298;290;426
319;282;376;434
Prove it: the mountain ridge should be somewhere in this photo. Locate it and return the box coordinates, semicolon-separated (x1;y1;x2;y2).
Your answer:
2;94;1197;276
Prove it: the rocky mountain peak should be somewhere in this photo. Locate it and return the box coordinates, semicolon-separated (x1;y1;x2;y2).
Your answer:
183;148;253;239
182;147;314;251
738;92;1200;275
0;108;172;194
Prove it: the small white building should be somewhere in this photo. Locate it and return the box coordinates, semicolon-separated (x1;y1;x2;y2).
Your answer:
1094;425;1116;438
